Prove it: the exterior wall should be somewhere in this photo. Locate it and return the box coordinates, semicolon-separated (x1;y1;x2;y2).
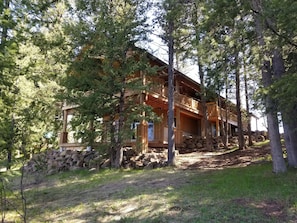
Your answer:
180;114;200;137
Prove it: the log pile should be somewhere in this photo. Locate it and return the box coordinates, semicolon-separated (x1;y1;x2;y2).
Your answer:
122;148;167;169
24;147;168;174
179;136;228;153
24;133;267;173
24;149;103;175
179;133;267;154
179;136;207;153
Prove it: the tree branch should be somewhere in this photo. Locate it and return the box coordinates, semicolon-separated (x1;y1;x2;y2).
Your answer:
264;19;297;48
251;1;297;48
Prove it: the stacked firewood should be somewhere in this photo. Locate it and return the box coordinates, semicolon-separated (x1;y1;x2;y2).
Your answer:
122;148;167;169
23;148;168;174
179;136;223;153
179;136;205;153
179;133;267;153
24;149;103;175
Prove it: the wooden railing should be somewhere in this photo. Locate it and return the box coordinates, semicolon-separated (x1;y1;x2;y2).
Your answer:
149;84;168;97
149;85;201;112
207;103;238;124
174;93;201;112
219;108;238;124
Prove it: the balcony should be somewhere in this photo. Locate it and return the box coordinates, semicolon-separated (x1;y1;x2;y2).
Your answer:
149;85;201;114
207;102;238;125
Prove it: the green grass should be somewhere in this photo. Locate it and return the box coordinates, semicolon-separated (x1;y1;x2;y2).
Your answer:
252;140;270;147
2;163;297;223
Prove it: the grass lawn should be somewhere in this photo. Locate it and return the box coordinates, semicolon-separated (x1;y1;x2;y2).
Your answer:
1;160;297;223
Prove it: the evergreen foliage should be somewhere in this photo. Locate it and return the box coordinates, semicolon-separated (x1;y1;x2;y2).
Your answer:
0;0;69;168
62;0;158;167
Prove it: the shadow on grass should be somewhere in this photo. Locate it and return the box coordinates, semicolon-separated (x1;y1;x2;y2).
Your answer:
21;169;190;222
5;163;297;223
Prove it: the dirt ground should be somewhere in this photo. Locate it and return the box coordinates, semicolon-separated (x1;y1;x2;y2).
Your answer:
175;145;271;170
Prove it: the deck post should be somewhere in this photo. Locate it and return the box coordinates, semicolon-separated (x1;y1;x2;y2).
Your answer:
175;108;181;144
60;110;68;144
136;121;148;153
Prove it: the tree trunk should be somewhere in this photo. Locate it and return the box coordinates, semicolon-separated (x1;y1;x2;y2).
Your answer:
109;115;117;168
283;121;297;167
262;55;286;173
198;61;212;150
265;106;286;173
244;64;253;146
224;79;229;149
167;18;175;166
7;148;12;170
218;95;227;149
113;89;125;168
7;115;14;170
88;118;95;148
235;51;245;150
272;49;297;167
251;0;287;173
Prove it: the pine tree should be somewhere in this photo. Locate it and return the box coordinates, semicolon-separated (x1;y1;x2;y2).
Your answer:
263;0;297;168
63;0;156;168
251;0;287;173
0;0;20;169
0;0;70;168
154;0;191;165
188;1;212;150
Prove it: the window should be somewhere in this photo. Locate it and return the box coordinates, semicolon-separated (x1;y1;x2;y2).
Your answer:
148;122;154;141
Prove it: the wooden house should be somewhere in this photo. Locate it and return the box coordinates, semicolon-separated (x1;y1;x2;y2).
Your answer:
59;52;246;151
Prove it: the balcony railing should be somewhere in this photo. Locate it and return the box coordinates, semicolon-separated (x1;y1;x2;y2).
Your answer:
207;103;238;125
149;85;201;112
149;84;168;97
174;93;201;112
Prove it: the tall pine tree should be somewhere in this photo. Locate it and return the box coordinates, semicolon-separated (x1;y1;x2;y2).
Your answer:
63;0;157;168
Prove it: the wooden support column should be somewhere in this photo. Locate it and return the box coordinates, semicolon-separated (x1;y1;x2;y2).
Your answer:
136;71;149;153
60;109;68;144
137;121;148;153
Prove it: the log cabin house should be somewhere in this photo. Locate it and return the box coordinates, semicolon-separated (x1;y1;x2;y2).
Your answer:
59;51;247;152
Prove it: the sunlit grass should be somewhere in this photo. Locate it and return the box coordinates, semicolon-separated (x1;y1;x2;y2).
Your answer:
253;140;270;147
2;162;297;222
